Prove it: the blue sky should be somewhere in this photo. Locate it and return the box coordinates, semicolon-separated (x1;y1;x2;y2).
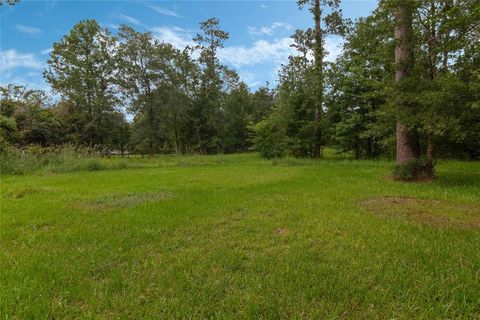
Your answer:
0;0;378;91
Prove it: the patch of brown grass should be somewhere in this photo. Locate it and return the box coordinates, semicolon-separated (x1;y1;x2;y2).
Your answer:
72;192;173;211
6;187;41;199
359;197;480;230
275;228;290;236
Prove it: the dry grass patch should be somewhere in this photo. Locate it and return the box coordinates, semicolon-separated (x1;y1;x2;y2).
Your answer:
6;187;42;199
72;192;173;211
275;228;290;236
360;197;480;229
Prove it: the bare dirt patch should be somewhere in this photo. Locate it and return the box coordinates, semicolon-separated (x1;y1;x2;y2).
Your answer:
275;228;290;236
6;187;42;199
360;197;480;229
72;192;173;211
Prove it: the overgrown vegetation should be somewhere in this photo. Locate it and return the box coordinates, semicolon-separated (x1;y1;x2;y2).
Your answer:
0;145;130;175
392;157;434;181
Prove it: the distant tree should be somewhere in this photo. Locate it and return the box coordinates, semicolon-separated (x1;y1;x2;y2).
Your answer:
328;0;479;164
44;20;120;148
0;85;63;146
0;0;20;6
250;84;275;123
414;0;480;163
116;25;177;155
220;82;253;153
192;18;229;153
326;6;394;158
297;0;348;157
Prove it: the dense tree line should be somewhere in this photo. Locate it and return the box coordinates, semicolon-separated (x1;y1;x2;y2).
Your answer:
254;0;479;166
1;19;275;155
1;0;479;173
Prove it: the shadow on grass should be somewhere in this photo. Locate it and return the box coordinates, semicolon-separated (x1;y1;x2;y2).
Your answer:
435;172;480;188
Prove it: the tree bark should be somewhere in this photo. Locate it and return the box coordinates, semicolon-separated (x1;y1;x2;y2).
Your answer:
394;3;419;164
312;0;323;158
425;0;437;172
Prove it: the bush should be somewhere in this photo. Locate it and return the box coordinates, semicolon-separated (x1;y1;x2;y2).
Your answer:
250;119;286;159
393;157;434;181
0;145;104;175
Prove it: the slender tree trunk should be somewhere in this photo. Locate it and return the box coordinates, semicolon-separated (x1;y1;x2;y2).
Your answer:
394;3;419;165
313;0;323;158
146;84;154;157
149;140;154;157
173;114;179;155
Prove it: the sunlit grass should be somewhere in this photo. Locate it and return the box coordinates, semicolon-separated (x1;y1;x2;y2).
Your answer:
1;153;479;318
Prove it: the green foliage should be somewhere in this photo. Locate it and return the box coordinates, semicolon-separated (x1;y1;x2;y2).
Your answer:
44;20;123;147
250;119;286;159
1;4;478;163
0;115;20;145
0;84;64;147
393;157;434;181
326;1;479;162
0;145;132;175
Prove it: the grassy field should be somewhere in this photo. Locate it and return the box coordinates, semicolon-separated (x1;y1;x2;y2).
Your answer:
1;153;479;319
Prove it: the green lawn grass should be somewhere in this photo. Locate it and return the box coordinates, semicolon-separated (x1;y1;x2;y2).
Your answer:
1;153;479;319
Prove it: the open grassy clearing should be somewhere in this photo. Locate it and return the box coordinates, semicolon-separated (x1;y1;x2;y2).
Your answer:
1;154;479;319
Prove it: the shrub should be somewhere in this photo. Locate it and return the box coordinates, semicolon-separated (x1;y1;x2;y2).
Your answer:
393;157;435;181
250;119;286;159
0;145;103;175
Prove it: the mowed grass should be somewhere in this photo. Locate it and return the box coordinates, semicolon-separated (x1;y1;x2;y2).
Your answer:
1;153;479;319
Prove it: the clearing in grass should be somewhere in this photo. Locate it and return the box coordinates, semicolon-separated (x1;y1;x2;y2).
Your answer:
1;154;479;318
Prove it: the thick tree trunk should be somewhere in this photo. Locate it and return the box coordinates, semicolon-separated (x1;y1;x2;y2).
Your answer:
426;0;437;174
312;0;323;158
149;141;154;157
427;133;434;160
394;3;419;165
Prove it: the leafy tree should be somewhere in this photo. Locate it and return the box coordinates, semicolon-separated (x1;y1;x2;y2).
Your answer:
250;84;275;123
220;82;253;153
0;0;20;6
413;0;480;162
116;25;180;155
44;20;120;148
0;85;63;146
251;115;287;159
297;0;348;157
326;6;394;158
191;18;229;153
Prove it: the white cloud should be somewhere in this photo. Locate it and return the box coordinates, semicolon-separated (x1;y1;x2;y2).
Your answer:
41;48;52;55
147;4;180;17
151;26;195;49
104;23;119;30
0;50;44;72
220;37;295;68
324;37;344;62
15;24;42;36
0;76;49;91
237;71;262;88
260;4;268;9
113;13;143;27
248;22;292;36
0;70;49;92
151;26;294;69
150;25;342;69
